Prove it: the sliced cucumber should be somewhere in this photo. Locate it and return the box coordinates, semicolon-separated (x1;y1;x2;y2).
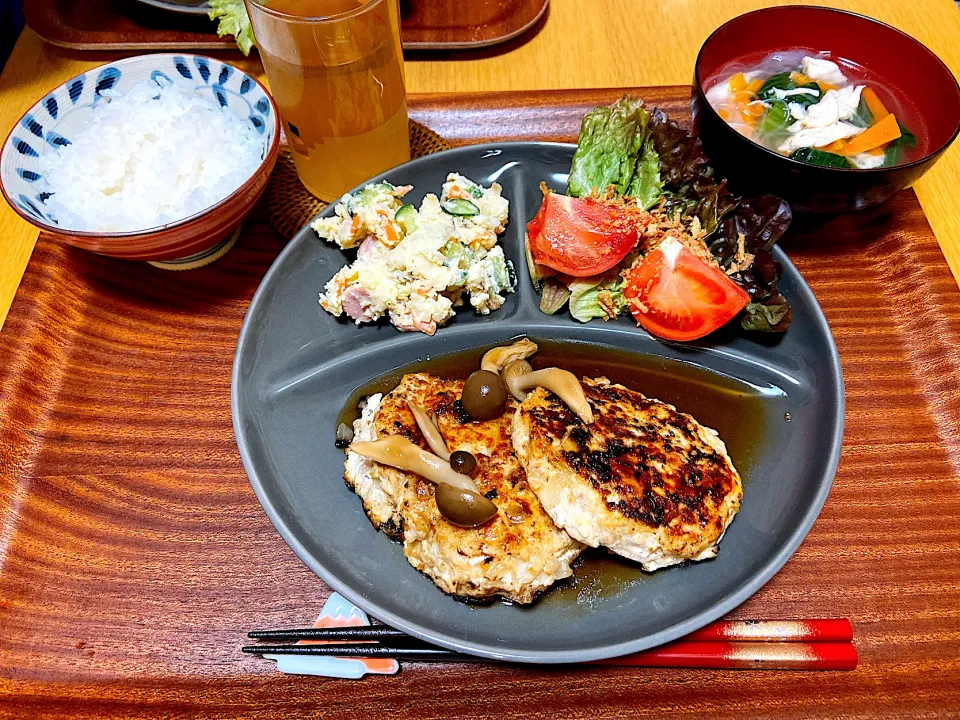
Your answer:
441;198;480;216
395;203;418;233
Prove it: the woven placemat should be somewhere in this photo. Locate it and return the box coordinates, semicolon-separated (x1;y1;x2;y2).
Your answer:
267;121;452;241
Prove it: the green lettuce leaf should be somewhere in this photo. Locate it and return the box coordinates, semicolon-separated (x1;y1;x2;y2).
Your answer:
568;96;649;198
627;141;663;210
208;0;256;56
569;277;626;323
741;294;792;333
539;278;571;315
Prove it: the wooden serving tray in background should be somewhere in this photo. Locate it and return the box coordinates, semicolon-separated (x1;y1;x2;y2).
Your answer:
25;0;549;52
1;87;959;718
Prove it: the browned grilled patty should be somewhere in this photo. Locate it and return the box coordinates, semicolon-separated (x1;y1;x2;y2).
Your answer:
511;377;742;570
344;373;583;604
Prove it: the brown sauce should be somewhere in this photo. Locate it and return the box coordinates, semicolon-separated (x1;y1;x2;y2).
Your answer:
337;337;770;606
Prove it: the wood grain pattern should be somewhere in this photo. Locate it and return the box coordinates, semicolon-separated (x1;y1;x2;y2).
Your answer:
2;87;960;718
24;0;548;51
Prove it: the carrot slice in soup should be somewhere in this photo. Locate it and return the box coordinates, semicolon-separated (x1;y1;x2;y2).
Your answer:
861;88;890;121
838;113;901;156
728;73;748;92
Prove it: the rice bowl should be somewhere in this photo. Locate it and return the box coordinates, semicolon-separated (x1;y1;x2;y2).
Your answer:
0;54;280;265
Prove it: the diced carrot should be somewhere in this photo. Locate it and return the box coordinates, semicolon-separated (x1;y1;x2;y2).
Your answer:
728;73;748;92
867;146;887;156
732;90;754;107
384;220;400;245
717;106;732;121
745;78;763;94
790;71;815;86
861;87;890;122
817;82;837;93
837;113;902;156
742;101;766;119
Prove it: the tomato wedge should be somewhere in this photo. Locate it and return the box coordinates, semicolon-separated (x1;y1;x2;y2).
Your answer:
623;237;750;342
526;193;638;277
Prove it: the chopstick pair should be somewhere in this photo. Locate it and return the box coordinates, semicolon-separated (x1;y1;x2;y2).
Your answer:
244;618;858;671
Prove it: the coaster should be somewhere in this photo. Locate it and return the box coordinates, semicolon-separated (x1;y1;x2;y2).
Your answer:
266;121;452;241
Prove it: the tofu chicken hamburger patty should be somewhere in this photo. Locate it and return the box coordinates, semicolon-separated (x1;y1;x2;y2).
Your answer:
344;373;584;604
511;377;742;571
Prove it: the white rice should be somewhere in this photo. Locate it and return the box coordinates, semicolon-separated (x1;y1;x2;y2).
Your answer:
40;79;263;232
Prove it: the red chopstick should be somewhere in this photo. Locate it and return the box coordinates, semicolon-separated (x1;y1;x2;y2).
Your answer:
596;640;858;671
682;618;853;643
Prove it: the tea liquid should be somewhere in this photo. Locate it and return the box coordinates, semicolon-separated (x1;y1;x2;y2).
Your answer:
251;0;410;200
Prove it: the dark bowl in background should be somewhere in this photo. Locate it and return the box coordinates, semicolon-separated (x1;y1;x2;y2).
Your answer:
692;6;960;216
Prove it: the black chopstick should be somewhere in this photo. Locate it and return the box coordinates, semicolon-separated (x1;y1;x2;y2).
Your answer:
248;626;408;642
242;644;481;662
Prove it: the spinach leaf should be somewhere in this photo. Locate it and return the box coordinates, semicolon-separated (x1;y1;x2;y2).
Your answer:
850;95;874;129
788;82;823;109
896;121;918;148
758;100;793;146
882;120;918;167
788;147;853;168
756;72;795;101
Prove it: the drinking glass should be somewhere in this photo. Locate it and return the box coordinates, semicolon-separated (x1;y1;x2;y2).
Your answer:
245;0;410;201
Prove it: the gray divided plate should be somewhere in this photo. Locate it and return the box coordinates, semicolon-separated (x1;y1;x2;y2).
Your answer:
232;142;845;664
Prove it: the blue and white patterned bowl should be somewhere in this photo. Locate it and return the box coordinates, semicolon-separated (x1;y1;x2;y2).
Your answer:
0;54;280;266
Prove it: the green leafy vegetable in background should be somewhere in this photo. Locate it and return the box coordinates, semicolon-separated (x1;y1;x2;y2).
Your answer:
567;96;650;198
627;141;664;210
788;147;853;168
208;0;256;56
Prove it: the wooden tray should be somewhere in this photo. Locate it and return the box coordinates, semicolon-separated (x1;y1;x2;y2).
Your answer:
1;87;959;718
24;0;549;52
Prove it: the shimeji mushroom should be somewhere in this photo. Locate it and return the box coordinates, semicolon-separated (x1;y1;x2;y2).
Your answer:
480;338;539;373
407;400;451;461
349;436;497;527
502;359;594;424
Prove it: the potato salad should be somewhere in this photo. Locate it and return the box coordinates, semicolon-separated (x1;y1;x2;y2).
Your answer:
314;174;514;335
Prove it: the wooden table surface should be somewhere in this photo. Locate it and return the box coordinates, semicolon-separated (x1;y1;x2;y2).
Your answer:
1;1;960;329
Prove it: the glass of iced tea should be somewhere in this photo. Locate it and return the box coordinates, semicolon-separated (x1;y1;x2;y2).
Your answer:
244;0;410;201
